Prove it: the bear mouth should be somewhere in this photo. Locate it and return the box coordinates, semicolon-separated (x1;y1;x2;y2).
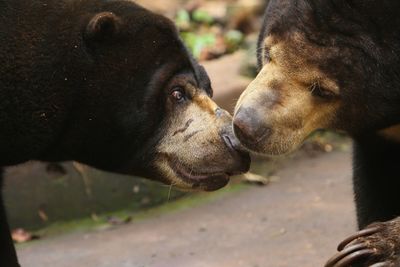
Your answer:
168;160;230;191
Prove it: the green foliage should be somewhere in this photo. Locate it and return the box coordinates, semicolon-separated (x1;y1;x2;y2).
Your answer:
192;9;214;24
224;30;244;53
174;8;245;60
180;32;216;59
175;9;191;29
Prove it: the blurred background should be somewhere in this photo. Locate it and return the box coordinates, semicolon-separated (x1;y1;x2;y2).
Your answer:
7;1;356;266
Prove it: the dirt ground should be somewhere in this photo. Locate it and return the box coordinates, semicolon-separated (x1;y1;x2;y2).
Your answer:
17;151;357;267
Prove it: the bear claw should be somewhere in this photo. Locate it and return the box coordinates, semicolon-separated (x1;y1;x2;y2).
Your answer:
337;227;382;251
369;263;391;267
325;218;400;267
325;246;376;267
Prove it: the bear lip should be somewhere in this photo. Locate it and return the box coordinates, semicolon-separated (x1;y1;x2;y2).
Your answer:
168;161;230;191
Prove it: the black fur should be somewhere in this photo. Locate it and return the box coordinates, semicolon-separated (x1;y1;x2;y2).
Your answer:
258;0;400;265
353;135;400;228
0;1;179;265
0;170;19;267
0;0;214;175
259;0;400;227
0;0;230;265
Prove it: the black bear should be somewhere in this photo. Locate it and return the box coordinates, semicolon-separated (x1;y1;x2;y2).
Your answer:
233;0;400;266
0;0;250;266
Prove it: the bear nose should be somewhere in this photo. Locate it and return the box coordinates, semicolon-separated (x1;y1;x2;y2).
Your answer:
221;132;251;175
233;107;271;145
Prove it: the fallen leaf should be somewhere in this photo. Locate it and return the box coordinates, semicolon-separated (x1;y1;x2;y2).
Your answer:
12;228;40;243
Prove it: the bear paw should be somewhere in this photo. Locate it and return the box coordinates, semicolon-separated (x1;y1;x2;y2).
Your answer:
325;217;400;267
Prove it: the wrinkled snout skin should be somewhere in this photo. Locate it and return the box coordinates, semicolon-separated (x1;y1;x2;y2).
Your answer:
0;0;250;193
234;56;340;156
233;0;353;156
233;0;400;156
154;89;251;192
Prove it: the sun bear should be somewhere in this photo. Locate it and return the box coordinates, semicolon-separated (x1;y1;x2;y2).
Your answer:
0;0;250;266
233;0;400;266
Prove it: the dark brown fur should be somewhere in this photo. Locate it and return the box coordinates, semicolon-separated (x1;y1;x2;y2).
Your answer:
0;1;250;265
234;0;400;266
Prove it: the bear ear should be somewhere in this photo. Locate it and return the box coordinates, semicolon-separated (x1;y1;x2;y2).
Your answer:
84;12;121;42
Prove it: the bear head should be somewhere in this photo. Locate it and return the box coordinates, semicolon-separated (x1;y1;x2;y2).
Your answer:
32;1;250;191
233;0;400;155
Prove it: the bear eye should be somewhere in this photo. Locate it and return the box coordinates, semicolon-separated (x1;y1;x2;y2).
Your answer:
171;88;185;102
310;83;336;100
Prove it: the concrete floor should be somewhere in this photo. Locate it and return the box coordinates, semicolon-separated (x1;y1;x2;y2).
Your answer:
18;151;357;267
